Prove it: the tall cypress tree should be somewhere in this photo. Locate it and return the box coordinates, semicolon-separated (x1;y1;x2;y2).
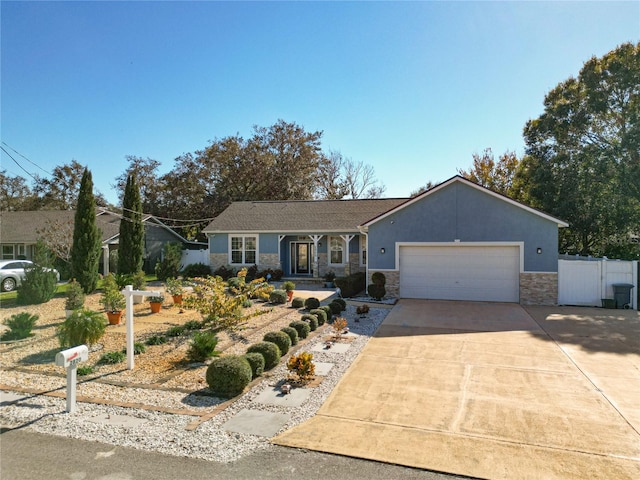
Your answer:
71;168;102;293
118;174;144;274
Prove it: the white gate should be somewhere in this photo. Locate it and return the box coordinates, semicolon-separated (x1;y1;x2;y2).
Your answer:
558;259;638;309
181;249;210;268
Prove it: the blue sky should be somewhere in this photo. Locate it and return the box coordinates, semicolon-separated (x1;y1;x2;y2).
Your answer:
2;1;639;206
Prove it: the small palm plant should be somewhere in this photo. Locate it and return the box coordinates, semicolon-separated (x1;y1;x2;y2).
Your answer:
57;309;106;347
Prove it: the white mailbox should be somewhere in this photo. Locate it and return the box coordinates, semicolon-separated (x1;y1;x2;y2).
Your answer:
55;345;88;368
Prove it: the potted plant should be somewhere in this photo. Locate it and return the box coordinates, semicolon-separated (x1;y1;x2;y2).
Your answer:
65;279;85;318
165;277;184;305
101;273;126;325
148;295;165;314
282;281;295;302
323;271;336;288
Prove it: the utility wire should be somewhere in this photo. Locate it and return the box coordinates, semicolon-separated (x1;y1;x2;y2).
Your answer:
0;146;39;182
1;142;52;176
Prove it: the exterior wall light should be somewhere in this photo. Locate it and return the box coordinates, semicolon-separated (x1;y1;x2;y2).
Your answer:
536;247;542;254
380;247;385;254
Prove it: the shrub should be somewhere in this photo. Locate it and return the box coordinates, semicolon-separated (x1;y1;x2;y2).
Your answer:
145;335;167;346
166;325;187;337
242;298;253;308
334;271;366;297
320;305;333;318
1;312;38;341
356;304;370;315
289;320;311;340
263;331;291;356
101;273;125;312
164;277;184;296
182;262;212;278
245;264;259;282
371;271;386;286
187;331;220;363
182;275;244;330
287;351;315;382
115;271;146;290
17;242;58;305
269;289;287;304
304;297;320;310
332;317;348;336
328;301;342;315
243;352;265;379
155;242;182;281
65;279;85;311
257;268;283;281
57;309;106;347
184;320;203;331
309;308;327;326
211;265;234;280
280;326;299;346
128;342;146;355
206;355;252;398
282;281;295;292
367;283;386;300
247;341;281;370
227;276;244;291
291;297;305;308
301;313;318;331
98;350;126;365
77;365;94;376
333;298;347;310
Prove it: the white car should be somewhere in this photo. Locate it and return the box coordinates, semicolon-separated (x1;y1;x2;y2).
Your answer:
0;260;61;292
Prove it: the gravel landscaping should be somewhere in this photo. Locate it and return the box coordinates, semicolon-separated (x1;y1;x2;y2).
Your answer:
1;294;388;463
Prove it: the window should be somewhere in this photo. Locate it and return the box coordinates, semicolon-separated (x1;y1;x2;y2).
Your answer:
329;237;344;265
360;235;367;266
230;235;257;264
2;245;14;260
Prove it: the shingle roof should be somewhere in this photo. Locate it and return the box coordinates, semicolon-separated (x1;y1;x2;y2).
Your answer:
202;198;408;234
1;210;136;244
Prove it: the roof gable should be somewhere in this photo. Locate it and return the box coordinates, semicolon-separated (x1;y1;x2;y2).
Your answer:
361;176;569;228
203;198;408;234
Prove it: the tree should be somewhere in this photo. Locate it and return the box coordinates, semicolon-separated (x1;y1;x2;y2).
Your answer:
113;156;162;214
458;149;520;196
409;180;436;197
36;216;74;276
317;151;386;199
520;42;640;257
70;168;102;293
34;160;108;209
16;240;58;305
118;174;145;274
0;170;38;210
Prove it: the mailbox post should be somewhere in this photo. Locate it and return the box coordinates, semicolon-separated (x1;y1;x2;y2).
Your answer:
122;285;160;370
55;345;88;413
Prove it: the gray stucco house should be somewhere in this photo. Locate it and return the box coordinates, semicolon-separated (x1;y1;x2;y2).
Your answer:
203;176;568;305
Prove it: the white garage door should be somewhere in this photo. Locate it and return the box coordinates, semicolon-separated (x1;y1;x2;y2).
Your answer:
399;245;520;302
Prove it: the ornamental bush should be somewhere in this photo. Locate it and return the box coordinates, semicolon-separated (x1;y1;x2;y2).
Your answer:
247;341;281;370
309;308;327;326
206;355;252;398
301;313;318;331
263;331;291;356
304;297;320;310
1;312;38;341
320;305;333;318
289;320;311;340
243;352;265;379
328;301;342;315
287;351;315;382
187;331;221;363
371;271;386;286
269;289;287;304
291;297;305;309
181;262;212;278
334;271;366;297
367;283;386;301
57;309;106;347
280;326;299;346
333;298;347;310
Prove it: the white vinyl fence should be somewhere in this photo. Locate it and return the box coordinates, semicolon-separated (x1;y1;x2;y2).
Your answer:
558;258;638;309
180;249;210;268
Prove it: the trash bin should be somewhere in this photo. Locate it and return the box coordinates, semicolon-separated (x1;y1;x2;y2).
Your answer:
612;283;634;309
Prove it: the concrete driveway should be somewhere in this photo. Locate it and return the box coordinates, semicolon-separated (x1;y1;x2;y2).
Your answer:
273;300;640;480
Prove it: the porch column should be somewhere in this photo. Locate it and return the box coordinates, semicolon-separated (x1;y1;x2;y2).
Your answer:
309;235;323;278
278;235;285;270
340;235;355;276
102;245;110;276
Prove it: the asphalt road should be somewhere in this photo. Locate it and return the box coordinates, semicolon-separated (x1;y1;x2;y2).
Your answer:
0;428;472;480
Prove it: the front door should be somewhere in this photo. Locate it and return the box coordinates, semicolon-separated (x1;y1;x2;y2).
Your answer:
291;242;313;275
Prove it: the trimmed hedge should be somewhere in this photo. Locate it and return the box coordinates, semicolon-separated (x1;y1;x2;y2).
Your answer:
206;355;252;398
289;320;311;340
309;308;327;326
269;289;287;304
320;305;333;318
334;272;366;297
367;283;386;300
328;301;342;315
301;313;318;331
247;341;281;370
181;262;212;278
263;331;291;356
291;297;305;309
333;298;347;310
371;271;386;285
281;326;299;346
243;352;265;379
304;297;320;310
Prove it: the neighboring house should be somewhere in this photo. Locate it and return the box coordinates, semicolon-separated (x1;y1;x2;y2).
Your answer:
204;176;568;306
0;209;206;274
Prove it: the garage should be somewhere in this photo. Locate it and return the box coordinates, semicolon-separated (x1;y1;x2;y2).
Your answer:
399;244;520;302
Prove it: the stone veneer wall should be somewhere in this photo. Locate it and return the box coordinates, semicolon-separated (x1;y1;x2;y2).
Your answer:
369;270;400;298
208;253;281;273
318;253;364;279
520;272;558;306
209;253;228;272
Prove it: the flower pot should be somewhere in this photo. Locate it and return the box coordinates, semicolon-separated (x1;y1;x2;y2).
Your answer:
150;302;162;313
172;294;183;305
106;310;123;325
287;291;294;302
